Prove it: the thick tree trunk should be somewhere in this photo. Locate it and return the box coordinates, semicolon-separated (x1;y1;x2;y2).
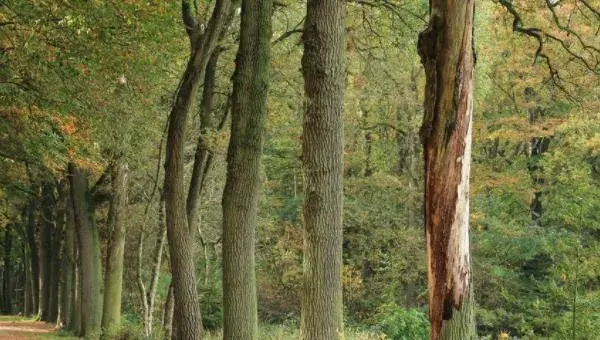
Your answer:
163;1;232;338
2;224;12;314
39;182;55;321
68;163;103;339
417;1;476;339
102;161;129;331
60;194;76;327
299;0;346;339
221;0;271;338
25;197;39;315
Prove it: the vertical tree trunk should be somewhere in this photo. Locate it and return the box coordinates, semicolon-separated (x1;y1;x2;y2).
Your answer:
69;163;103;339
2;223;13;314
417;1;476;339
70;247;81;334
39;182;55;321
25;197;39;315
60;194;76;328
102;161;129;331
162;282;175;340
221;0;271;338
300;0;346;339
49;185;66;323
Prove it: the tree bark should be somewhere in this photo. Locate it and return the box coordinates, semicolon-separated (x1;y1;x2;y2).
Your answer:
38;182;55;321
25;197;39;315
163;1;232;338
162;282;175;340
417;1;476;339
221;0;271;338
299;0;346;339
2;223;13;314
60;193;76;327
102;161;129;331
68;163;103;339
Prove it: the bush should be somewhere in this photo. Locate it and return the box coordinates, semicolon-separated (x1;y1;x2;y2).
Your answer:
372;304;429;340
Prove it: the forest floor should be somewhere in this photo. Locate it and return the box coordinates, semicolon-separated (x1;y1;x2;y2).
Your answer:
0;316;74;340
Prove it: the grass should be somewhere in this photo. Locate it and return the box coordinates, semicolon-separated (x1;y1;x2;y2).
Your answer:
205;324;384;340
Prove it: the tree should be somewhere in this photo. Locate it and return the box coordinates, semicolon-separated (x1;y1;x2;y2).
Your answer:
102;160;129;331
417;0;476;338
68;163;103;339
300;0;347;338
221;0;271;338
163;0;233;338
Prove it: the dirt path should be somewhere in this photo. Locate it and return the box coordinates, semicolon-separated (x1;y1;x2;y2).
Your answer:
0;318;57;340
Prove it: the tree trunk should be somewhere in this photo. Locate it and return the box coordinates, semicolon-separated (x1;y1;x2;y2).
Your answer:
25;197;39;315
2;223;13;314
221;0;270;338
60;193;76;328
68;163;103;339
39;182;55;321
138;193;167;337
163;1;232;338
102;161;129;331
299;0;346;338
50;184;66;324
417;1;476;339
162;282;175;340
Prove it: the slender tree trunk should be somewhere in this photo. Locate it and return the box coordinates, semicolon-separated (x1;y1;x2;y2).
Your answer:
39;182;55;321
69;163;103;339
50;185;66;323
24;240;33;315
221;0;270;338
300;0;346;338
102;161;129;331
25;197;39;315
70;246;81;334
2;224;13;314
60;194;76;327
417;1;476;339
162;282;175;340
163;1;232;338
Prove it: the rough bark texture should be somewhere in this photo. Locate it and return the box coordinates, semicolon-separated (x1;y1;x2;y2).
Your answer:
163;1;232;339
69;163;103;339
417;1;476;339
102;161;129;331
221;0;270;338
299;0;346;339
162;282;175;340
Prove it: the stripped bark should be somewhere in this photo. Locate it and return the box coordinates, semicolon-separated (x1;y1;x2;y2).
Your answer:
417;1;476;339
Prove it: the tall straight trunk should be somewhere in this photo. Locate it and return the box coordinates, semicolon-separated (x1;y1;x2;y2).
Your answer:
299;0;346;339
163;1;232;338
49;186;66;323
221;0;271;338
25;197;39;314
23;240;33;315
417;1;476;339
2;223;12;314
69;163;103;339
102;161;129;331
60;194;76;327
39;182;55;321
70;247;81;334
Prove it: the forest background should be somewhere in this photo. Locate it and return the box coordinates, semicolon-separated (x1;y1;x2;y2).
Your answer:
0;0;599;339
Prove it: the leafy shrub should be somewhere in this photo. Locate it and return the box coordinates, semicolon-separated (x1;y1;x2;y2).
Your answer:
372;304;429;340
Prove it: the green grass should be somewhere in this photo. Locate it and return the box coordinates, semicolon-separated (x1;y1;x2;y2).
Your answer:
205;324;384;340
